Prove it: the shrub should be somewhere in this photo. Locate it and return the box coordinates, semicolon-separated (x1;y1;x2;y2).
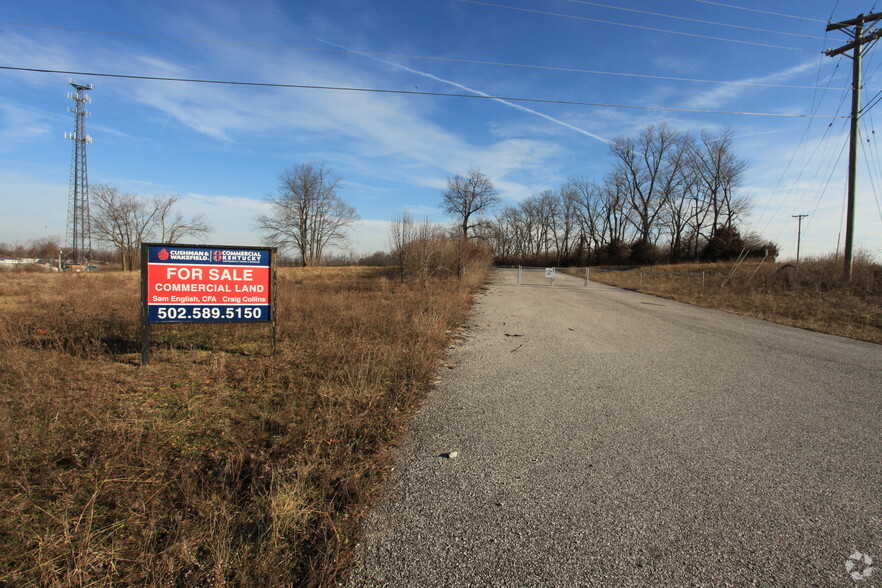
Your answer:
702;225;746;261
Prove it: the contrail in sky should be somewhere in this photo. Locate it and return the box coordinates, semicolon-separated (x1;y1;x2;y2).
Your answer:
321;39;610;145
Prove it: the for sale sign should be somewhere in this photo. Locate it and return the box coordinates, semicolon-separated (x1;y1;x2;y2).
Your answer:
143;244;274;323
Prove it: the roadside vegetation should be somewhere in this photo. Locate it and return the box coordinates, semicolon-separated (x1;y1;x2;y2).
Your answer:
585;253;882;344
0;261;488;586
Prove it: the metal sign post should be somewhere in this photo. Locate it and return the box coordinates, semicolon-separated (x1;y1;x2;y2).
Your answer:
140;245;150;365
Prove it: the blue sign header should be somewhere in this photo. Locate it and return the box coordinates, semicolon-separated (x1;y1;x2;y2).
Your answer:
147;245;270;266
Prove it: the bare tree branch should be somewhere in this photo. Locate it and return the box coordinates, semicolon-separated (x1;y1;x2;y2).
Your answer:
256;162;358;266
90;185;213;270
441;166;500;238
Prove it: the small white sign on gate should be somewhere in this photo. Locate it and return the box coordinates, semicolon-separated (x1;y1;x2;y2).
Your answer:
545;267;554;278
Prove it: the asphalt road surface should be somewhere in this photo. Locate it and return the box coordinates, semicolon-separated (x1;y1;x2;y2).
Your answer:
346;269;882;586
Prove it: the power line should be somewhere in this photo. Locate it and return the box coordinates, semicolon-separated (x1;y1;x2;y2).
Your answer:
793;117;851;228
457;0;818;52
861;86;882;114
759;119;848;251
0;65;848;118
837;181;847;257
808;36;836;119
861;115;882;223
830;1;842;22
0;20;840;90
859;37;882;112
750;60;846;235
858;124;881;220
755;106;849;242
860;37;882;86
804;136;848;235
429;62;842;90
560;0;827;40
687;0;827;24
788;110;852;241
758;118;849;243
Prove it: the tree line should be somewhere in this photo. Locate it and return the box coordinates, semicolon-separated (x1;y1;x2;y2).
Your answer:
476;124;777;266
3;187;212;270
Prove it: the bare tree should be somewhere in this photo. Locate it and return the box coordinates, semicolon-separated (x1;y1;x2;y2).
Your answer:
610;124;692;254
153;195;213;243
692;129;749;238
387;212;449;284
441;166;500;238
28;236;62;259
91;184;214;270
388;212;417;283
529;190;560;264
663;170;699;262
486;205;528;262
556;185;580;264
256;162;358;266
570;178;605;261
483;206;521;261
90;185;151;271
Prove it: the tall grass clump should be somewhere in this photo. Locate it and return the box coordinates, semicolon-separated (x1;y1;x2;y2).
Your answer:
589;252;882;343
0;265;488;586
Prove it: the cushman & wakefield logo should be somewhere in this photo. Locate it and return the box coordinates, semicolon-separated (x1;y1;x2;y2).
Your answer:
158;249;211;262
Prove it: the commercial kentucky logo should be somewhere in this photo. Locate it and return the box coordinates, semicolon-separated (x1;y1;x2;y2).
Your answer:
158;248;170;261
212;250;224;263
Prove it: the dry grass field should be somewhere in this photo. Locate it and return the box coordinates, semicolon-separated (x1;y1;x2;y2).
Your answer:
0;266;486;586
586;255;882;344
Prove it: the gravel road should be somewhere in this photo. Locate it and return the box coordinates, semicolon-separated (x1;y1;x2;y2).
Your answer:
345;269;882;586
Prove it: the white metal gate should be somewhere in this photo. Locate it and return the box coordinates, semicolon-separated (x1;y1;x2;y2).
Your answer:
510;266;590;287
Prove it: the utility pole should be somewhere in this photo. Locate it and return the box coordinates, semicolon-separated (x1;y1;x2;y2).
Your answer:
792;214;808;265
65;80;93;267
825;12;882;280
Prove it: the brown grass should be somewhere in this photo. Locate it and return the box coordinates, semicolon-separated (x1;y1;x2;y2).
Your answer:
0;266;486;586
586;254;882;344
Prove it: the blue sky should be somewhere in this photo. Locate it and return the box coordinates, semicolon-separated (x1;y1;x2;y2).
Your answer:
1;0;881;260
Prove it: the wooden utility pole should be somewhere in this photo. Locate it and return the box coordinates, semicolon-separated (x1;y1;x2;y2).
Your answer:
792;214;808;265
825;12;882;280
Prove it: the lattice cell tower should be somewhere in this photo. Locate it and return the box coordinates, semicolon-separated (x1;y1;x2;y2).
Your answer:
65;80;93;266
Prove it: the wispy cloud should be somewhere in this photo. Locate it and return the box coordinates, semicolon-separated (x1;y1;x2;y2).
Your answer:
684;59;821;110
0;104;52;149
0;30;78;88
650;55;701;74
320;39;610;145
115;40;568;200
